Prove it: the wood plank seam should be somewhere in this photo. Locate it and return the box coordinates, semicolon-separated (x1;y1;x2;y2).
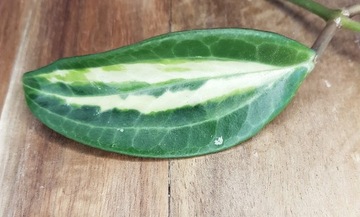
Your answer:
0;1;38;215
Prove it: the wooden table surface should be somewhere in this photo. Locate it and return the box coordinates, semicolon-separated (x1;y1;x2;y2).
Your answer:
1;0;359;216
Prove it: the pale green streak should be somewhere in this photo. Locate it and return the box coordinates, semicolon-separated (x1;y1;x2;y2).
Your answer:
42;68;90;83
102;65;125;71
163;67;190;72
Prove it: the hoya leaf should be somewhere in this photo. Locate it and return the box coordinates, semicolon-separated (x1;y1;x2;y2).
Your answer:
22;29;316;158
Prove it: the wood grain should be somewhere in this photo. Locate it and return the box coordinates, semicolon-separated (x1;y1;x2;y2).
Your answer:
170;0;360;216
1;0;360;216
0;0;27;114
0;0;170;216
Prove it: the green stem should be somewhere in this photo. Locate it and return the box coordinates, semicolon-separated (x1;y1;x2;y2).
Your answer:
286;0;360;58
341;18;360;32
286;0;339;21
342;4;360;32
287;0;360;33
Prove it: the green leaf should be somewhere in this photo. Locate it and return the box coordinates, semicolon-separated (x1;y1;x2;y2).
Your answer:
23;29;316;158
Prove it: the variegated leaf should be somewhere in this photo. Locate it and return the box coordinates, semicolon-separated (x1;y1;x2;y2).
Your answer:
23;29;316;158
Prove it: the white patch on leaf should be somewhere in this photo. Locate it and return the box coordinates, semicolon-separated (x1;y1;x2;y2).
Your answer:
61;65;297;114
44;60;281;84
214;136;224;145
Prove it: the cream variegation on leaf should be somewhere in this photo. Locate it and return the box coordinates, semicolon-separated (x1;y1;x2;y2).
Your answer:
23;29;316;158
